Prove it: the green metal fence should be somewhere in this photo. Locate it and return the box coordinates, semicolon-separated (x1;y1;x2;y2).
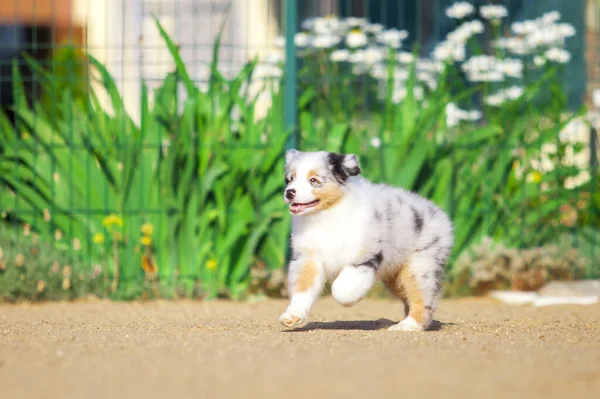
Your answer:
0;0;598;301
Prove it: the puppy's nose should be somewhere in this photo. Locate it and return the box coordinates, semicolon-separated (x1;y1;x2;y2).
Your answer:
285;189;296;200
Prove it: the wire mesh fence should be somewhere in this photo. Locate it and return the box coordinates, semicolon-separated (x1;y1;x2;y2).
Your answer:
0;0;598;300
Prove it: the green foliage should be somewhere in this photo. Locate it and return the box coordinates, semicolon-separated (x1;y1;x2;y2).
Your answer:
0;18;289;300
0;223;108;302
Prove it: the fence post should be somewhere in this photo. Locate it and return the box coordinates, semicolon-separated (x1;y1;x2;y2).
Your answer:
283;0;297;269
284;0;298;150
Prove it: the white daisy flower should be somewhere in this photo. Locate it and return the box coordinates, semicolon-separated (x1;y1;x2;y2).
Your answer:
501;59;523;78
392;87;408;104
545;47;571;63
365;23;384;34
446;102;481;127
394;68;410;81
330;49;350;62
413;86;424;101
485;86;524;107
505;86;524;100
433;41;466;62
534;55;546;67
396;52;415;63
542;11;561;24
312;34;340;49
370;137;382;148
377;29;409;49
446;2;475;19
346;30;368;48
557;23;576;38
480;5;508;20
294;32;310;48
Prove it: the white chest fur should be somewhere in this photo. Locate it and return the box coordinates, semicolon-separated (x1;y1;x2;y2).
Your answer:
291;196;369;277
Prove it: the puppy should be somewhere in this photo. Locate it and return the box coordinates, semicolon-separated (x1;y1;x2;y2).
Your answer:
278;150;454;331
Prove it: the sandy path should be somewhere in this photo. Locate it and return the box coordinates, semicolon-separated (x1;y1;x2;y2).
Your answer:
1;297;599;399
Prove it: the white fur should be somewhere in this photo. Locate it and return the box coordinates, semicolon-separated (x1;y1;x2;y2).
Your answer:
388;315;424;331
331;266;376;307
280;151;454;331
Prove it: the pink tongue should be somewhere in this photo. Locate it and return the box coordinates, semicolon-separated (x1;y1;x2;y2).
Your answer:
291;203;306;213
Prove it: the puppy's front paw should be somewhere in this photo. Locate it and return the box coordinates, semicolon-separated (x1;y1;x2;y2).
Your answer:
388;316;425;332
278;311;306;329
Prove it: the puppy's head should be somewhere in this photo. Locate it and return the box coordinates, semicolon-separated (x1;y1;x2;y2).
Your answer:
283;150;361;215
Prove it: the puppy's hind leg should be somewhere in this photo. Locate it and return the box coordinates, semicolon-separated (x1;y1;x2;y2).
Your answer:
387;252;445;332
279;256;325;329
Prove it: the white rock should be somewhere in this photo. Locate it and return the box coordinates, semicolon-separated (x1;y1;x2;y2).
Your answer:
537;280;600;297
489;291;538;305
533;296;599;307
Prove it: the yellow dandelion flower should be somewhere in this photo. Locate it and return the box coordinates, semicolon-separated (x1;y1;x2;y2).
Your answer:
530;171;542;184
141;223;154;236
93;233;105;245
102;214;123;228
141;236;152;246
350;28;362;33
206;259;217;270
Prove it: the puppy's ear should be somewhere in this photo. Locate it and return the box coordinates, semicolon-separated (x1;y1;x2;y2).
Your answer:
341;154;361;176
285;149;300;166
327;152;361;184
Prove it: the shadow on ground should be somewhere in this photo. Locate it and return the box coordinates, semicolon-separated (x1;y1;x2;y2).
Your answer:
288;319;453;332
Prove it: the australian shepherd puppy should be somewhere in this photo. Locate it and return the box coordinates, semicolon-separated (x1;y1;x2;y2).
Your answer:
279;150;454;331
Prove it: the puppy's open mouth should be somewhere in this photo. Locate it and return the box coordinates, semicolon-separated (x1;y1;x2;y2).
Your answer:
290;200;320;214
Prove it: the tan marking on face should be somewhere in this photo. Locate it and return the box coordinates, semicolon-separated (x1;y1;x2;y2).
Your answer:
307;169;319;179
294;259;317;293
382;264;425;323
312;183;344;211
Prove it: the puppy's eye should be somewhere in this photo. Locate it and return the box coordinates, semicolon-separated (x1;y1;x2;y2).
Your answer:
309;177;321;187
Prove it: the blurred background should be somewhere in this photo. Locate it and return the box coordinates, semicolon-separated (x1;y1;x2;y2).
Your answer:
0;1;598;302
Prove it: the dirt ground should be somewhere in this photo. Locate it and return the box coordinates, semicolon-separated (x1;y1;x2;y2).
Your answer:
1;297;599;399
